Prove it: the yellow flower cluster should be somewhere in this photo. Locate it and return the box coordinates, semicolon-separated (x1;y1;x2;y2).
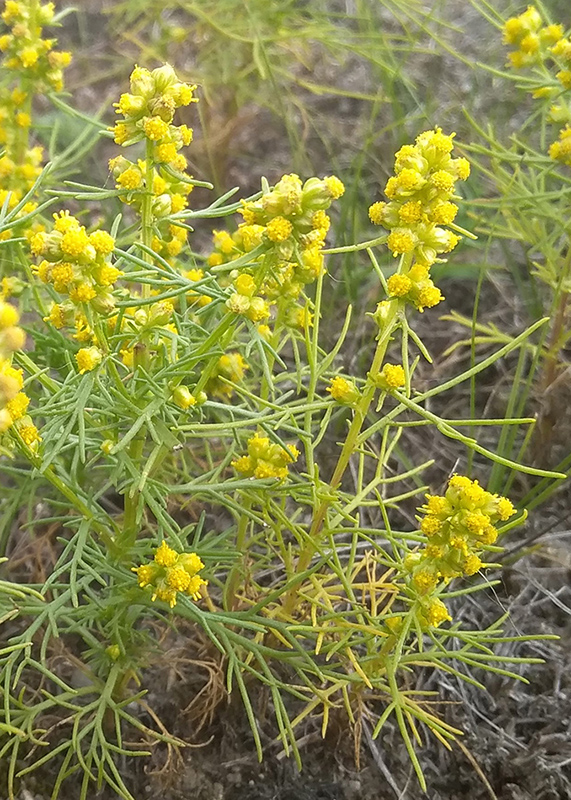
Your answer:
112;64;196;155
108;154;193;261
205;352;249;399
208;173;344;334
0;300;39;446
207;226;261;268
0;1;70;239
406;475;516;599
226;273;270;323
503;6;564;69
232;432;299;480
110;64;197;262
385;264;444;313
369;129;470;312
133;541;207;609
109;64;198;260
239;173;343;254
503;7;571;167
31;212;120;340
0;1;71;90
210;174;342;270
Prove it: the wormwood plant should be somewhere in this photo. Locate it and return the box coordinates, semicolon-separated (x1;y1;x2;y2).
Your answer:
0;20;564;800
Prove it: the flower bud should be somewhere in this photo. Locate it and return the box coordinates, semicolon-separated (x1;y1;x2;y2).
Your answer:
106;644;121;661
148;300;174;327
118;93;146;117
301;177;331;210
276;240;294;260
90;291;116;315
149;94;177;122
38;2;56;24
226;294;251;315
261;192;285;216
130;66;155;98
134;309;148;327
172;386;196;410
152;63;178;93
152;193;172;217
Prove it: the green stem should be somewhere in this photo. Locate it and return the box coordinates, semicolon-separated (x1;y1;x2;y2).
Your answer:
322;234;388;254
141;140;155;298
283;253;412;613
116;140;156;558
302;268;325;478
224;495;252;611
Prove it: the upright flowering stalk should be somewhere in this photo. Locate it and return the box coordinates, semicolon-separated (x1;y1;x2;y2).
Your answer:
369;128;470;312
109;64;197;268
285;130;472;613
503;6;571;167
0;0;71;236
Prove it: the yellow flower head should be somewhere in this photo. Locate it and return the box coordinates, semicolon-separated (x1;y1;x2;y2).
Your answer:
423;597;451;627
464;553;483;576
324;175;345;200
387;273;412;298
266;216;293;243
76;346;102;374
0;301;19;329
166;565;191;592
143;116;170;141
369;201;386;225
61;227;90;257
415;284;444;312
379;363;405;390
387;229;416;255
413;569;438;594
327;376;360;405
18;423;41;447
154;540;178;568
420;516;442;537
496;496;515;521
89;230;115;255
